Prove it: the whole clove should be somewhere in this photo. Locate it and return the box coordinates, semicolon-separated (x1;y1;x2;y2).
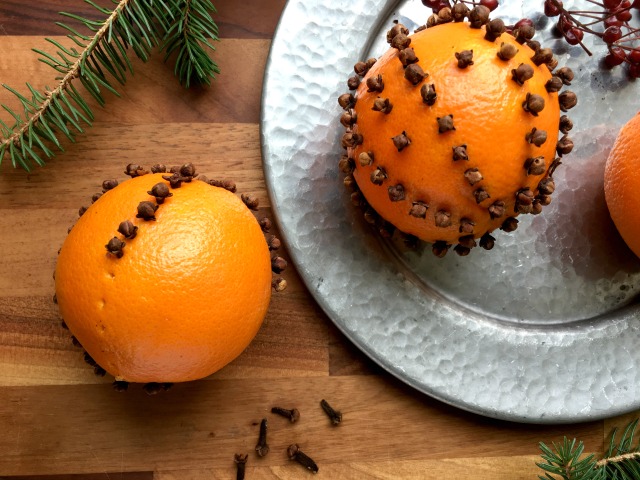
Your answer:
117;220;138;239
234;453;248;480
105;237;125;258
241;193;260;211
136;201;158;221
272;277;287;292
271;406;300;423
287;444;319;474
320;399;342;425
255;418;269;457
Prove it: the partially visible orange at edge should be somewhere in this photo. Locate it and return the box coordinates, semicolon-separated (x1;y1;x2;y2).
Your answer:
604;112;640;259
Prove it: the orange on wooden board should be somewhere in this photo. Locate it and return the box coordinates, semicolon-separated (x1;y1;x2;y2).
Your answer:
55;169;275;384
604;112;640;259
339;18;576;255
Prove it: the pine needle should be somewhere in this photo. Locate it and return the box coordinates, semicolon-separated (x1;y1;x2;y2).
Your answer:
0;0;220;171
537;418;640;480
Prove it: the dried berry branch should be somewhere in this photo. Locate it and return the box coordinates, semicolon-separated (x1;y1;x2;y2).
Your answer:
544;0;640;77
422;1;639;77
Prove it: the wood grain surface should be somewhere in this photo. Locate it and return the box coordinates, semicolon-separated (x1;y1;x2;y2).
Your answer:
0;1;632;478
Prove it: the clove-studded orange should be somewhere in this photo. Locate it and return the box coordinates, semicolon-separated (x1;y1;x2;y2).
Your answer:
55;171;273;383
604;112;640;259
339;13;576;256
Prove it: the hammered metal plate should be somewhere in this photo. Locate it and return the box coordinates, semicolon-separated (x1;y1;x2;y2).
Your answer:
261;0;640;423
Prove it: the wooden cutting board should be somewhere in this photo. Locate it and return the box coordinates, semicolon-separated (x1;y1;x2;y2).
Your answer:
0;1;628;478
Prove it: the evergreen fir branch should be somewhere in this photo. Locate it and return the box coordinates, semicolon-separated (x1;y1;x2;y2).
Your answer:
161;0;220;88
537;418;640;480
0;0;219;171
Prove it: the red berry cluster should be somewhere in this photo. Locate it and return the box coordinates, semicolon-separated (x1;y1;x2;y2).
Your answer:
544;0;640;78
423;1;639;78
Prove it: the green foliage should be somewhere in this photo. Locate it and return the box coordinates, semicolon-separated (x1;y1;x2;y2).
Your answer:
162;0;220;87
537;419;640;480
0;0;219;171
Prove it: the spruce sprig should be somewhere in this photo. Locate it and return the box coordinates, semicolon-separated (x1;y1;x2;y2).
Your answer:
537;418;640;480
0;0;219;171
162;0;220;87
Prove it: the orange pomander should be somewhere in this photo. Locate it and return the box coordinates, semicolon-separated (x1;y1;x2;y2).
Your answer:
55;167;278;384
604;112;640;259
338;14;577;256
